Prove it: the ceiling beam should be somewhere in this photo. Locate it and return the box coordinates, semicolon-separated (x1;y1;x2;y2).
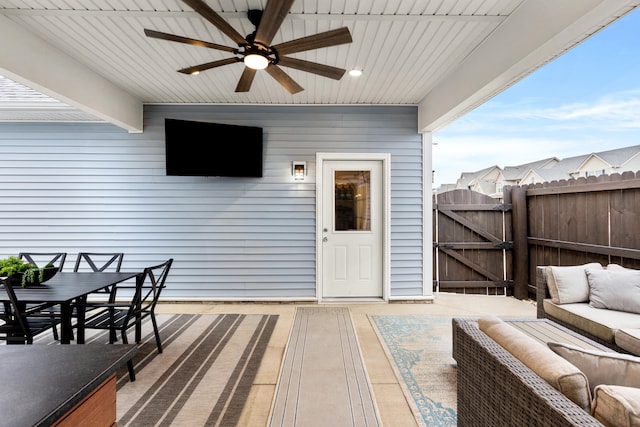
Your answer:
0;14;143;133
417;0;639;133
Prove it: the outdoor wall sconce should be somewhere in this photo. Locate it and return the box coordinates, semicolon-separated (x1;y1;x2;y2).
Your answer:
292;161;307;180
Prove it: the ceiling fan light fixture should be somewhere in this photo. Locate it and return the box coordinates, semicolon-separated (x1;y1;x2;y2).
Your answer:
349;69;363;77
144;2;353;93
244;53;269;70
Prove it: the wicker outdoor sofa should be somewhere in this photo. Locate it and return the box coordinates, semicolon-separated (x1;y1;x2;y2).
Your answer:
452;318;604;427
536;264;640;355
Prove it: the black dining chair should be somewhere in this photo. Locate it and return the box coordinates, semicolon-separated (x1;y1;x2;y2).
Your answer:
47;252;126;341
74;252;123;273
74;252;124;297
18;252;67;271
17;252;67;340
0;277;60;344
82;258;173;381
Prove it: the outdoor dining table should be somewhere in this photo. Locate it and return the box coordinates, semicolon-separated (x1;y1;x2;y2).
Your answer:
1;271;142;344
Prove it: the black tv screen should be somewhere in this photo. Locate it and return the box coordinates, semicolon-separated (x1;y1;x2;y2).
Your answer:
165;118;263;177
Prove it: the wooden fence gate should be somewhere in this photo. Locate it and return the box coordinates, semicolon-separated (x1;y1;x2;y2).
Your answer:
433;189;514;294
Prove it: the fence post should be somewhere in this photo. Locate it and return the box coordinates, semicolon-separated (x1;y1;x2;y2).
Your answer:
511;186;529;299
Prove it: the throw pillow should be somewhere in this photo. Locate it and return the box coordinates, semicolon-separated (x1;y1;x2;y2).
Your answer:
546;263;603;304
479;316;591;411
592;385;640;427
548;341;640;394
607;263;633;271
586;268;640;314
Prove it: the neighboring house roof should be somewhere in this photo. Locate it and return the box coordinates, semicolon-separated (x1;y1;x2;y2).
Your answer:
444;144;640;195
435;183;458;194
590;145;640;168
502;158;559;181
557;146;640;176
534;145;640;181
473;179;497;195
520;169;555;185
456;165;500;188
529;167;573;183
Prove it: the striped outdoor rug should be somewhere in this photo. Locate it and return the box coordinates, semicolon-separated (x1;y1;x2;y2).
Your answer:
35;313;278;427
269;306;381;427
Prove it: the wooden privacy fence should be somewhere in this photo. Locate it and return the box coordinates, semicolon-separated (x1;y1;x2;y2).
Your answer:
434;171;640;299
433;189;513;295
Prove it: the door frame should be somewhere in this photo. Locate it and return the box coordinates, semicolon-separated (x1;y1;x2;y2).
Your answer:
316;152;391;303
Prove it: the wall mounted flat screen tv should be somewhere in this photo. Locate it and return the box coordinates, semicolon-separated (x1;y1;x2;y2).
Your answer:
165;118;263;177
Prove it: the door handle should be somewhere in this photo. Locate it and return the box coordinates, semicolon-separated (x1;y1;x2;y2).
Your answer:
322;237;328;242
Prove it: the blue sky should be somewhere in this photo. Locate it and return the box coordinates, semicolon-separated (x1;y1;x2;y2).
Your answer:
432;8;640;188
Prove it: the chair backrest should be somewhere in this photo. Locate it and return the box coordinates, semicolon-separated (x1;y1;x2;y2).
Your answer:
18;252;67;271
102;258;173;329
0;278;36;343
138;258;173;315
90;258;173;331
74;252;124;272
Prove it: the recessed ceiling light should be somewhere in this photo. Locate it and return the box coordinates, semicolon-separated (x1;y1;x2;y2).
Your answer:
349;69;363;77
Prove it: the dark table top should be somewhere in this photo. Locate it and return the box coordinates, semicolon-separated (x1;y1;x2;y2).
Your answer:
1;271;143;344
6;271;141;303
0;344;136;427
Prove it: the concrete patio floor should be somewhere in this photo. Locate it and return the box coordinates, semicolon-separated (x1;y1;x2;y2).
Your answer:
156;292;537;426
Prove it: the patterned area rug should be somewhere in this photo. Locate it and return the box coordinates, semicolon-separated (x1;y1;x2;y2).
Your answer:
34;313;278;426
370;315;457;427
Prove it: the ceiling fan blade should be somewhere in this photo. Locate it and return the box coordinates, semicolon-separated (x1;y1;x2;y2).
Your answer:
278;57;346;80
178;57;239;74
265;64;304;94
235;68;257;92
183;0;247;46
144;29;236;52
253;0;296;46
273;27;352;56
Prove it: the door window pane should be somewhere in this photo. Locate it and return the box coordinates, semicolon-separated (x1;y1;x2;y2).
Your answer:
335;171;370;231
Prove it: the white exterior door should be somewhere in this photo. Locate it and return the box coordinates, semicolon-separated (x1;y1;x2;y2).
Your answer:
318;154;388;300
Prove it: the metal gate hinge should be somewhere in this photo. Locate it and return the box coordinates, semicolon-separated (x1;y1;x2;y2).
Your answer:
495;241;514;250
493;203;512;212
496;280;514;288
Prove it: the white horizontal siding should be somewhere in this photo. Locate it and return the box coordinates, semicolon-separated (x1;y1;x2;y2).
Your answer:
0;105;423;300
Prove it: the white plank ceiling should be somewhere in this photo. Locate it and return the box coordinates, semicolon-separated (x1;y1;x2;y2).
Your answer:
0;0;638;132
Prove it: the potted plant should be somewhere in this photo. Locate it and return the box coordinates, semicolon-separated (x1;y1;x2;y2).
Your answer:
0;256;58;287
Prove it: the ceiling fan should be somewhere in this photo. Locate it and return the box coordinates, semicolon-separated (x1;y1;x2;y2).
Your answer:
144;0;353;94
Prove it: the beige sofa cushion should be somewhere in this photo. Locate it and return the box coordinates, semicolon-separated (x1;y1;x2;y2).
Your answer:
479;316;591;411
543;300;640;343
592;385;640;427
548;342;640;394
586;268;640;314
607;263;634;272
616;329;640;356
546;263;602;304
